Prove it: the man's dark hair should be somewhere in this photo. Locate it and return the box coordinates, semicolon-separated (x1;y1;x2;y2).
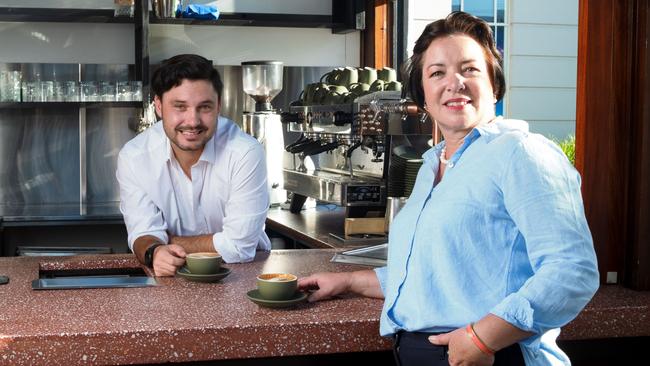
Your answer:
151;54;224;101
403;11;505;109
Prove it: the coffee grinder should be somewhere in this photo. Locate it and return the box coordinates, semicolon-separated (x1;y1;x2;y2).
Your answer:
241;61;287;206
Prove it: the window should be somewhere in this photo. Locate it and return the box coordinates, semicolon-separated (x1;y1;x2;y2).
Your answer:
452;0;506;116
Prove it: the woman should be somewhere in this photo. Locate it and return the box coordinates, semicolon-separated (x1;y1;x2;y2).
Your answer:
298;11;599;366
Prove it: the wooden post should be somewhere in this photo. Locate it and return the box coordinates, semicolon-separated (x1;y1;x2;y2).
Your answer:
576;0;650;289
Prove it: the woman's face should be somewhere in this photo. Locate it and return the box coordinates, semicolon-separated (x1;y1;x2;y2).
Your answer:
421;34;496;138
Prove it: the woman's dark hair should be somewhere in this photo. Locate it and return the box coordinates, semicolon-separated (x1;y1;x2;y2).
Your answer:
151;54;224;101
403;11;505;109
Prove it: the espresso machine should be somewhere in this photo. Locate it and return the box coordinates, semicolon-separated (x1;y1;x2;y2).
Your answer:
281;90;434;241
241;61;287;206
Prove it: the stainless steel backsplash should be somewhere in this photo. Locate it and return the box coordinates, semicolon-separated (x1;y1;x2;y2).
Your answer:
0;63;332;218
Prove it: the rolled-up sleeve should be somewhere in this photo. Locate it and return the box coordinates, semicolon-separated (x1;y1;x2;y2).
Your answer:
491;137;599;336
116;150;168;250
374;266;388;296
212;143;269;263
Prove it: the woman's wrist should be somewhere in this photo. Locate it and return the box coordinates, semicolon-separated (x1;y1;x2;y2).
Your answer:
466;323;496;355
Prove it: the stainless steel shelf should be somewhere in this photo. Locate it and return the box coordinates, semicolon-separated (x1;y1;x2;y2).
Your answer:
149;13;339;28
0;203;123;225
0;7;134;23
0;102;142;109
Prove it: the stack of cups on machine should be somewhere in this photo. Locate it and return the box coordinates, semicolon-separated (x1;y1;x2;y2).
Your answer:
300;66;402;105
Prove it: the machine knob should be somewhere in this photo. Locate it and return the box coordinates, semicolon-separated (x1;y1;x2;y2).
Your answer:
333;111;354;126
280;112;303;123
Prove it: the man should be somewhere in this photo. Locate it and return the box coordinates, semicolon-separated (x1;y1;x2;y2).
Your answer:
116;54;271;276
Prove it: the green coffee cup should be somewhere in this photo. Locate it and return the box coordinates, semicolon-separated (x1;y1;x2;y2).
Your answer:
312;83;331;105
256;273;298;300
349;82;370;95
384;80;402;91
185;252;222;274
378;67;397;82
370;79;385;91
338;67;358;86
358;67;377;84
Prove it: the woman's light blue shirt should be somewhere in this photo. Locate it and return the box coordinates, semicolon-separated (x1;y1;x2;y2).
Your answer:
374;118;599;365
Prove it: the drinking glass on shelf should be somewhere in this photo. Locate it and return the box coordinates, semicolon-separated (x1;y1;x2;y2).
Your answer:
130;80;142;101
22;81;41;102
52;81;65;102
0;71;22;102
116;81;132;101
64;81;80;102
81;81;99;102
0;71;8;101
40;81;54;102
100;81;116;101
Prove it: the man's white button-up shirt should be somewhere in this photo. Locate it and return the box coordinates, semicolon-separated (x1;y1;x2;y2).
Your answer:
116;116;271;263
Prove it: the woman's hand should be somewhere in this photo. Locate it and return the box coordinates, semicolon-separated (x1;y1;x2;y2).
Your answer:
298;272;353;302
298;269;384;302
429;327;494;366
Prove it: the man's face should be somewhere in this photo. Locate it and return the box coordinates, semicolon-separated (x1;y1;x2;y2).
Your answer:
154;79;220;158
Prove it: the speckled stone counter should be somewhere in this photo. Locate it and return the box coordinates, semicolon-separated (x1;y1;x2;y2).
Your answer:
0;250;390;365
1;250;649;366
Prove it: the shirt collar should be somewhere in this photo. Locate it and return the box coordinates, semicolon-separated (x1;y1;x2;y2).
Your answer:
422;117;529;164
474;116;529;143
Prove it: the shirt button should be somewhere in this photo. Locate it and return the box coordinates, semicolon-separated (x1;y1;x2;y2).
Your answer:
447;162;454;168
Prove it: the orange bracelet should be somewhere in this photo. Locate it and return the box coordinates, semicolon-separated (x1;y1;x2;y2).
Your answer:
466;323;496;355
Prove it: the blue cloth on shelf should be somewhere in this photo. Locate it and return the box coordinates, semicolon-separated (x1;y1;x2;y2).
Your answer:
177;4;220;20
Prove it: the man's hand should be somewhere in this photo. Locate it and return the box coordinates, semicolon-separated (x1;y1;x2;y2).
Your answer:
152;244;187;277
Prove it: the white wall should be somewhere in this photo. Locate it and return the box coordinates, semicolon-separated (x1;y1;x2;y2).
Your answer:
507;0;578;139
149;25;359;66
406;0;451;57
0;1;360;67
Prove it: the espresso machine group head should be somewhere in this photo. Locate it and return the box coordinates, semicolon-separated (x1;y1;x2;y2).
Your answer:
241;61;287;206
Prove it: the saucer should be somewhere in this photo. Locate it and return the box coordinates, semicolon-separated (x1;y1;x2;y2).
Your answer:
246;289;308;308
176;266;231;283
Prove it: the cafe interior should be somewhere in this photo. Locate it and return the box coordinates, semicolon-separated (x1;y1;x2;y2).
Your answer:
0;0;648;365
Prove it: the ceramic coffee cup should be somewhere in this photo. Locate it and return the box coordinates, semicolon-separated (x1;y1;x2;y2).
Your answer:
338;67;358;86
302;83;319;104
185;252;222;274
328;85;348;94
321;68;343;85
341;91;357;104
312;83;331;105
378;67;397;82
358;67;377;85
349;82;370;95
257;273;298;300
323;91;343;104
384;80;402;91
370;79;385;91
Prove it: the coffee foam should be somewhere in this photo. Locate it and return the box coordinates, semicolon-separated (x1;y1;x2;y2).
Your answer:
188;252;220;259
258;273;296;282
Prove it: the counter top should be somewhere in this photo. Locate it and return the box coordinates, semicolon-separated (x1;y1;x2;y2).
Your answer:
266;205;344;248
1;250;649;365
0;250;390;365
265;206;387;249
